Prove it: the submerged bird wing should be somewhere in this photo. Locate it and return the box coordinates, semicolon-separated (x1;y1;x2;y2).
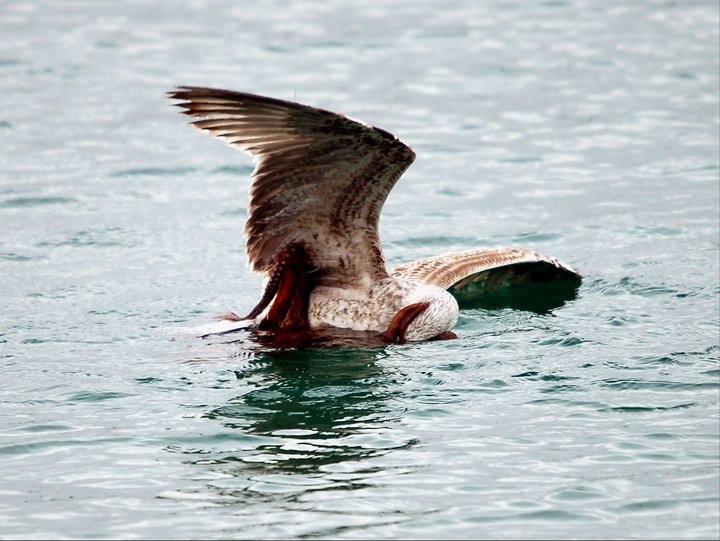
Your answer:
391;248;581;292
168;86;415;288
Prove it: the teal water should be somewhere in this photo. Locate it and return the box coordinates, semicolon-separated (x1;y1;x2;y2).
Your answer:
1;0;719;539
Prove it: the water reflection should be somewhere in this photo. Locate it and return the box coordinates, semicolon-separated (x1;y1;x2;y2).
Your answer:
454;272;582;314
178;345;415;504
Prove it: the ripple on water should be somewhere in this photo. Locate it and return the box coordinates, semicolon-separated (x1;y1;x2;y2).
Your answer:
13;423;74;433
212;165;254;175
600;402;697;414
614;499;685;513
246;474;342;495
535;336;589;347
0;437;133;458
109;166;198;177
471;508;596;524
0;252;46;262
35;227;138;249
634;353;693;367
391;235;480;248
65;391;135;402
591;276;691;298
511;372;579;382
600;379;719;392
0;196;77;208
511;231;561;243
546;486;611;503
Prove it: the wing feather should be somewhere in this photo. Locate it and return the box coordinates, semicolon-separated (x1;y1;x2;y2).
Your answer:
391;248;581;291
169;86;415;287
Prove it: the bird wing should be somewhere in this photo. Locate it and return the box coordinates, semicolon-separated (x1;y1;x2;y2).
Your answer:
169;86;415;289
391;248;581;292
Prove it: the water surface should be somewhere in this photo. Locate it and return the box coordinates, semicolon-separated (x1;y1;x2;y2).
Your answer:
1;0;718;539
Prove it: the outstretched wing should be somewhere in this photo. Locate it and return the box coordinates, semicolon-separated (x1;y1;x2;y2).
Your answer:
391;248;581;293
169;86;415;288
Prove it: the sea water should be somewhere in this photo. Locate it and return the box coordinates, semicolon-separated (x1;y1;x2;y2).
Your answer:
1;0;718;538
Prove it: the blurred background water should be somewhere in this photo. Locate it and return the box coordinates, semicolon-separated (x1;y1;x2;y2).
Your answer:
1;0;718;538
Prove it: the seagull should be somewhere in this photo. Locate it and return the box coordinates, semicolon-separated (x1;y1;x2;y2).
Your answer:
168;87;580;343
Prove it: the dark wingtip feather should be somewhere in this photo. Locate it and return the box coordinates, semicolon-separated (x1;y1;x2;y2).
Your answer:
167;86;206;103
167;86;187;99
167;87;200;117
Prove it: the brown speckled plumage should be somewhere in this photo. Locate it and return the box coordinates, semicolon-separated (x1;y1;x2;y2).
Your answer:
391;248;579;290
169;86;414;290
169;87;581;341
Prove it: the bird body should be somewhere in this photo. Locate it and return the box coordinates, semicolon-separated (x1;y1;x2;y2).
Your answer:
308;277;459;342
169;86;580;343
